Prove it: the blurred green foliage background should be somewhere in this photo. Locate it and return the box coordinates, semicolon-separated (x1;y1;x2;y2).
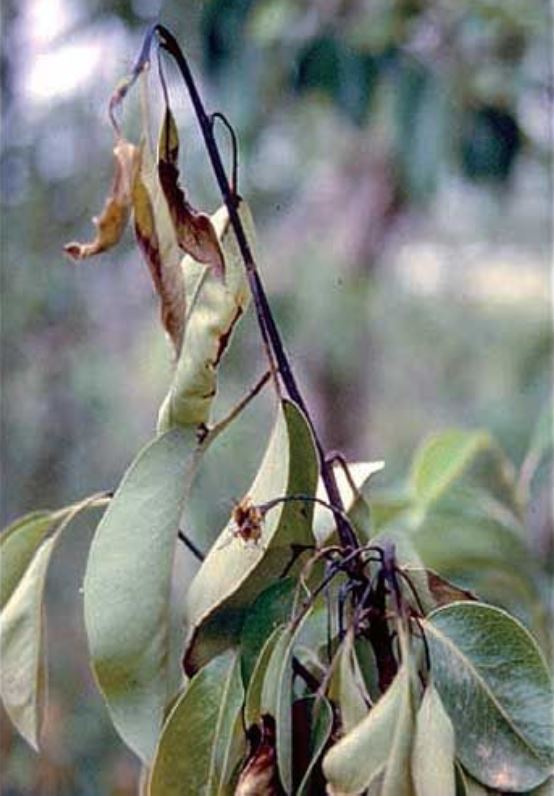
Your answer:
1;0;551;792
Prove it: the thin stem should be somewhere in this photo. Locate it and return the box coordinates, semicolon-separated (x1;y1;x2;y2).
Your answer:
260;493;357;538
154;24;358;551
177;530;205;561
211;112;239;195
205;369;271;445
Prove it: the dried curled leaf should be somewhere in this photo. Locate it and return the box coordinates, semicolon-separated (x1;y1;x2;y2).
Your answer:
158;108;225;278
65;139;138;260
133;142;187;353
157;199;253;431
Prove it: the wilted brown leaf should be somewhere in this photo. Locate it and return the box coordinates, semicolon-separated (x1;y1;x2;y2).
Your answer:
133;144;186;353
425;569;478;608
236;717;283;796
157;108;225;278
64;139;138;260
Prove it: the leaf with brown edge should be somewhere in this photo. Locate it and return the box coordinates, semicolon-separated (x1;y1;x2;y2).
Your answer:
65;138;138;260
157;107;225;278
236;716;282;796
157;199;253;431
133;143;186;353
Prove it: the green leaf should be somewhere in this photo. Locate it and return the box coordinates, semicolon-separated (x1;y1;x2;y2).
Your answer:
84;428;199;762
0;495;109;611
157;199;254;431
244;624;287;730
410;430;491;509
412;683;456;796
0;494;106;750
381;659;415;796
323;664;414;795
0;535;54;750
328;630;371;733
412;508;544;635
149;650;245;796
184;399;318;673
240;578;296;685
313;460;384;545
261;625;296;793
258;607;322;794
1;512;59;610
423;602;554;791
297;696;333;796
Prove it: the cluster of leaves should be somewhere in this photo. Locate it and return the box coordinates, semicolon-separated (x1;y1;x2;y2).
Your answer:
1;27;552;796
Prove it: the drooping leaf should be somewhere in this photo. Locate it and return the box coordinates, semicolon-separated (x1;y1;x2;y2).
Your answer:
323;664;414;795
133;140;187;354
0;495;107;749
149;650;245;795
260;625;296;793
423;602;554;792
158;107;224;277
241;578;296;685
65;138;139;259
412;682;456;796
244;625;288;730
184;399;318;673
1;512;59;610
313;460;384;545
84;428;199;763
157;199;254;431
410;430;492;510
296;696;333;796
328;630;371;733
259;608;321;794
0;536;54;750
380;651;416;796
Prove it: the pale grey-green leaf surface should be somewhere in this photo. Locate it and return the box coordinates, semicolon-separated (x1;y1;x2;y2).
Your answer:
240;578;296;685
260;625;296;794
0;494;108;750
412;682;456;796
424;602;554;792
1;512;58;610
328;630;371;733
323;665;411;795
157;200;253;431
297;696;333;796
244;624;287;729
149;650;244;795
259;607;320;794
184;399;318;673
0;535;54;750
84;428;198;762
381;653;415;796
0;494;108;610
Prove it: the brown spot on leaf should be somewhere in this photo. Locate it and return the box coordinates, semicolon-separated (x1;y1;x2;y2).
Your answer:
426;570;478;607
213;306;243;367
157;108;225;278
64;139;138;260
